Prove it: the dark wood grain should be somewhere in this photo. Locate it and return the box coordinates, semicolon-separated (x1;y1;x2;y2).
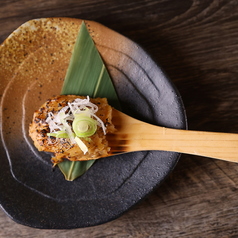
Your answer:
1;0;238;237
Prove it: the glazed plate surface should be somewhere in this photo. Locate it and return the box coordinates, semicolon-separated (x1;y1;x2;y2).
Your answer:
0;18;186;228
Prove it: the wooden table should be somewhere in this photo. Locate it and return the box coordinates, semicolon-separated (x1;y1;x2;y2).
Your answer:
1;0;238;237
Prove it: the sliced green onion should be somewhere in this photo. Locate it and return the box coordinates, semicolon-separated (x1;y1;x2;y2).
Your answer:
47;131;71;138
75;136;88;154
72;115;97;137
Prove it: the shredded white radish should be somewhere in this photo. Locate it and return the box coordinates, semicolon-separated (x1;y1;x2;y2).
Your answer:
46;96;106;153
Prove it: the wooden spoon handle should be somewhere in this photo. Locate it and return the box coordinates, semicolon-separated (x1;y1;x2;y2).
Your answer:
140;126;238;162
112;109;238;162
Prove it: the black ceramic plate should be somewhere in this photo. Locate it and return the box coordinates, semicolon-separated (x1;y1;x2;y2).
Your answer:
0;18;186;229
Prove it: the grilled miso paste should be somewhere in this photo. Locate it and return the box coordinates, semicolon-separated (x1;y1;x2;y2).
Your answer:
29;95;115;165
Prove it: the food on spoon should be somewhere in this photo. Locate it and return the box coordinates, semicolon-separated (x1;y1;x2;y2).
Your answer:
29;95;115;165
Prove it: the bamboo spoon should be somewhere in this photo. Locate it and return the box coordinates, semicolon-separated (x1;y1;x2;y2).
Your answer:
105;109;238;163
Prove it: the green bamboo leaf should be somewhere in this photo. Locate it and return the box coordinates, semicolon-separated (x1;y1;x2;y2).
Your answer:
58;21;120;181
61;21;120;109
58;160;95;181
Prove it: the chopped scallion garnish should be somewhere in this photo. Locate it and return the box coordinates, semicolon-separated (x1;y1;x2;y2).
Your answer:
72;115;97;138
47;131;71;138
